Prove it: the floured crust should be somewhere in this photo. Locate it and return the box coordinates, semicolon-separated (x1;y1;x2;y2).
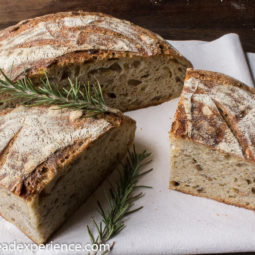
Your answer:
185;69;255;94
170;68;255;162
0;106;134;199
0;11;191;80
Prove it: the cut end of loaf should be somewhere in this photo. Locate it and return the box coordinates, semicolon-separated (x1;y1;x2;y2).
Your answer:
30;54;191;112
170;136;255;211
169;69;255;211
0;111;136;244
0;10;192;112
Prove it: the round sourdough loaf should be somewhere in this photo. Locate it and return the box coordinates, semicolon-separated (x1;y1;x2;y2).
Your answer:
0;11;192;111
170;68;255;211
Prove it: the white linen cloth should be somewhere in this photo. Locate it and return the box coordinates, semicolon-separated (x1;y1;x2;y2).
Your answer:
1;33;255;255
247;52;255;83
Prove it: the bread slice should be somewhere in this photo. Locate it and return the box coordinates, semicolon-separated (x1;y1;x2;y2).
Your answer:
169;68;255;210
0;11;192;111
0;106;135;244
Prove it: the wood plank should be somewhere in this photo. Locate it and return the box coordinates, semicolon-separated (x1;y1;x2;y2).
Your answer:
0;0;254;51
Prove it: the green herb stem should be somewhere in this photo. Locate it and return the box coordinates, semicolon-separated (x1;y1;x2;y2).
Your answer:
0;69;120;116
87;146;153;255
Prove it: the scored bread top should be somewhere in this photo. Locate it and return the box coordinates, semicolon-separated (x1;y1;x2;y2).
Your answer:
0;106;133;198
0;11;190;80
171;68;255;161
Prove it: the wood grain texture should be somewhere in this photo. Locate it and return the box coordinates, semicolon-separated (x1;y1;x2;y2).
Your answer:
0;0;254;51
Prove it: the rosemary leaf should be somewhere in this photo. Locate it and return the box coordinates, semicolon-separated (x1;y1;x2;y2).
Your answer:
0;69;120;116
87;146;153;254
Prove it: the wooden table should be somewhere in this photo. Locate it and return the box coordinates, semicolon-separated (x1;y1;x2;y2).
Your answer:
0;0;254;52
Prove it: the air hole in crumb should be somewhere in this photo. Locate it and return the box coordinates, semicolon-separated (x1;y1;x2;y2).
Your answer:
128;79;142;86
251;187;255;194
11;218;15;222
152;96;161;101
88;63;122;75
192;158;203;171
107;93;116;98
133;61;141;68
108;63;122;72
141;74;149;79
163;67;172;78
171;181;180;187
175;76;181;83
74;66;80;77
234;178;237;182
106;79;114;85
61;70;69;80
247;179;251;184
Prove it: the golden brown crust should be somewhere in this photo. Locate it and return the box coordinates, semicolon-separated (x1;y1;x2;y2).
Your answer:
170;68;255;162
18;113;134;200
0;106;135;199
185;68;255;94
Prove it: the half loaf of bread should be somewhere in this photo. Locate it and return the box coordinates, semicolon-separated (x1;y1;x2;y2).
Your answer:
0;106;135;243
0;11;192;111
170;69;255;210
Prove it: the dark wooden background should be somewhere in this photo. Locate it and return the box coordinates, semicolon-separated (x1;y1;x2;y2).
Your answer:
0;0;254;51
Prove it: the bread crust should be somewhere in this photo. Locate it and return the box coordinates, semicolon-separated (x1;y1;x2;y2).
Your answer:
20;113;135;200
0;11;192;80
0;106;135;199
170;68;255;163
0;108;135;244
185;68;255;94
170;185;255;211
0;144;134;245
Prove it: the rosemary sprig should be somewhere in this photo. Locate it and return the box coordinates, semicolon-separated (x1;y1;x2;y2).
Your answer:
0;69;120;116
87;146;153;255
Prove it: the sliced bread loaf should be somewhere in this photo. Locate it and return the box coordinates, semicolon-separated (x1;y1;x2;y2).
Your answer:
0;106;135;243
170;69;255;210
0;11;192;111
